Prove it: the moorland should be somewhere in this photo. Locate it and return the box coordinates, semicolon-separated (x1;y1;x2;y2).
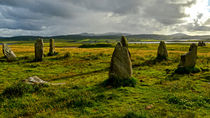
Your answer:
0;36;209;117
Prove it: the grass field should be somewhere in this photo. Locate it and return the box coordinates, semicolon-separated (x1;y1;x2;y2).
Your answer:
0;41;209;118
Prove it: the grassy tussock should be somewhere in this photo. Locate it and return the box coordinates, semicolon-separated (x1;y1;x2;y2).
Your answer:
1;83;48;98
102;77;137;88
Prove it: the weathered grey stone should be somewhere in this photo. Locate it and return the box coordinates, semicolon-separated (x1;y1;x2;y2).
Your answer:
48;39;55;56
23;76;48;84
121;36;131;58
109;39;132;79
198;41;206;46
157;41;168;60
35;39;44;61
121;36;128;48
23;76;66;85
179;43;197;68
2;43;16;61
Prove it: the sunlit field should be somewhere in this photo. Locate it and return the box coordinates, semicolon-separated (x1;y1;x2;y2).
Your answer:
0;41;209;118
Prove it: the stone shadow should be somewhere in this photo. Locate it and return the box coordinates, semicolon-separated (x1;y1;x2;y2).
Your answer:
50;67;109;81
133;57;167;68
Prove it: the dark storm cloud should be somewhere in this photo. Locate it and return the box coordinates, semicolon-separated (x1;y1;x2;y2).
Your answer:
0;0;79;17
0;0;87;31
0;0;208;36
70;0;143;15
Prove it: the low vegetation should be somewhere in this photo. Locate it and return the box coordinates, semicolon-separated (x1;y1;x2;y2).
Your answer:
102;77;137;88
0;41;209;117
79;43;113;48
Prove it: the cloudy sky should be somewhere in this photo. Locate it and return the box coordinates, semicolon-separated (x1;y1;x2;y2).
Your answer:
0;0;210;37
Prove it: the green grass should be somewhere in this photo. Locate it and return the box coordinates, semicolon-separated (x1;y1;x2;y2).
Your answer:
102;77;137;88
175;67;201;74
79;43;113;48
0;42;209;117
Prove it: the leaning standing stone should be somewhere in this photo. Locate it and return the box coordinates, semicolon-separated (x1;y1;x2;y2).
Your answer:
179;43;197;68
48;39;55;56
2;43;17;61
176;43;200;73
109;40;132;79
157;41;168;60
35;39;44;61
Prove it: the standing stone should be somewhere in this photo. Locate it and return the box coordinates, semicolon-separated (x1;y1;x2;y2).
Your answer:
198;41;202;46
109;38;132;79
157;41;168;60
198;41;206;46
203;41;206;46
2;43;16;61
2;43;5;55
48;39;55;56
35;39;44;61
175;43;200;73
121;36;131;57
179;43;197;68
121;36;128;48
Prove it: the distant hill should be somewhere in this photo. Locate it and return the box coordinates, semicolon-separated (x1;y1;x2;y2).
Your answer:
170;33;189;37
0;33;209;42
79;32;130;36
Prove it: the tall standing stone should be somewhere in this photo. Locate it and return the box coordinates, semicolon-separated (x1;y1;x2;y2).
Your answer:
35;39;44;61
48;39;55;56
2;43;17;61
157;41;168;60
178;43;197;68
109;37;132;79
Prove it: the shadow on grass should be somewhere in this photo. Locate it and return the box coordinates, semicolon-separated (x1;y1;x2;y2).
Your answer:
50;67;109;81
200;73;210;82
47;52;59;57
162;68;200;81
164;73;185;81
203;76;210;82
49;52;71;61
0;55;44;64
0;56;6;62
133;57;167;68
123;111;148;118
101;76;137;88
174;67;200;74
1;83;49;99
